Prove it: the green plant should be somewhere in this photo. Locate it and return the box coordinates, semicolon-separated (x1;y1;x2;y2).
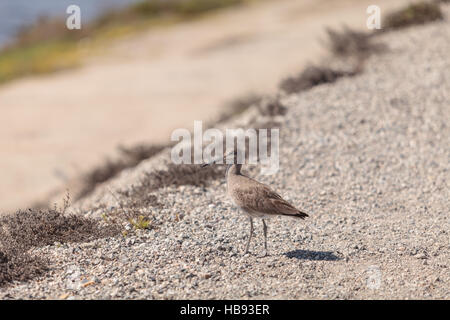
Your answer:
129;215;152;230
0;0;249;85
0;40;82;84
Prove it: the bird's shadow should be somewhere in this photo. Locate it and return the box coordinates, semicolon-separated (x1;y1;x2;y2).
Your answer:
284;250;341;261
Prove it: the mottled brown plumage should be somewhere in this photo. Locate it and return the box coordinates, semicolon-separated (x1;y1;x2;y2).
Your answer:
227;172;308;219
203;157;309;256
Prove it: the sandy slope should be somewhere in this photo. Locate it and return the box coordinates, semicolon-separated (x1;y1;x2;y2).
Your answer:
0;0;414;212
1;10;449;299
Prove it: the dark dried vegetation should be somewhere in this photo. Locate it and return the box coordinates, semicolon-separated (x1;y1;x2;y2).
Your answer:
97;163;226;229
279;21;392;95
0;243;48;289
279;65;357;95
77;144;166;200
0;198;120;287
383;1;444;30
124;163;226;200
325;27;385;59
2;208;119;249
257;96;287;117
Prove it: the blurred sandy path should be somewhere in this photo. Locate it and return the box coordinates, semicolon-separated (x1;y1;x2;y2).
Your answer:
0;0;413;212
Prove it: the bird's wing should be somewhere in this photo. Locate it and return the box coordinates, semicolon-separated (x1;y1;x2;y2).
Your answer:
231;181;308;219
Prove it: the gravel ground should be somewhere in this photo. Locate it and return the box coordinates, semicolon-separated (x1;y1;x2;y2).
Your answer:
1;15;449;299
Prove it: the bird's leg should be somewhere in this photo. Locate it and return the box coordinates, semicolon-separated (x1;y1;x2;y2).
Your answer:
244;217;253;254
262;219;268;256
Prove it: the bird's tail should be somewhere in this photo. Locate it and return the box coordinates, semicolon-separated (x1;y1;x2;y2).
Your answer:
273;199;309;220
282;210;308;219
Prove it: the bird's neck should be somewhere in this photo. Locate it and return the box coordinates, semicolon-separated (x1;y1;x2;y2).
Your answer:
226;164;242;177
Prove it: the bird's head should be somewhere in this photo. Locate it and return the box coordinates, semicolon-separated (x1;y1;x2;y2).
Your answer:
201;149;240;167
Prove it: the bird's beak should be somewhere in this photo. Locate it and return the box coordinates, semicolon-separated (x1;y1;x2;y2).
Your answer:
201;158;216;167
201;150;238;167
201;153;225;167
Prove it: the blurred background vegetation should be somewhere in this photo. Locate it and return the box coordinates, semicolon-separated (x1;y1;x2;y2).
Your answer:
0;0;445;84
0;0;250;84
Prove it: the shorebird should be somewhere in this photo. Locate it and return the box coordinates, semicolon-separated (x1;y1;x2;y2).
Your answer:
202;151;309;256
